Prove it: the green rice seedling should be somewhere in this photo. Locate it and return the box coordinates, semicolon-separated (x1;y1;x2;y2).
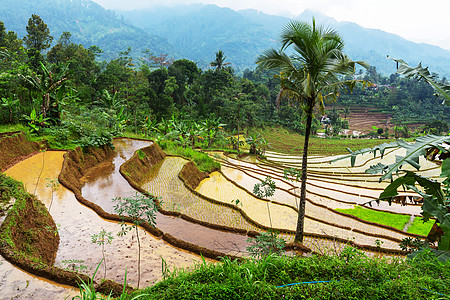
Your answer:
335;206;410;230
91;228;114;279
113;192;160;289
72;260;103;300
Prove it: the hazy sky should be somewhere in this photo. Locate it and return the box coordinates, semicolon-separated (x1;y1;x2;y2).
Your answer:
92;0;450;50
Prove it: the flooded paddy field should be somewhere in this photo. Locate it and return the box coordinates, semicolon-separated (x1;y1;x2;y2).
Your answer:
1;138;434;297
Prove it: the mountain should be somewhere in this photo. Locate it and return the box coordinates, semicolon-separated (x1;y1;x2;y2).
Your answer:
2;0;450;77
0;0;174;60
119;5;450;76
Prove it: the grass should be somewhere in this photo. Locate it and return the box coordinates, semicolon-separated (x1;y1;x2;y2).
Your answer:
0;123;29;134
335;206;410;231
123;250;450;299
158;139;220;173
408;217;435;236
258;126;398;155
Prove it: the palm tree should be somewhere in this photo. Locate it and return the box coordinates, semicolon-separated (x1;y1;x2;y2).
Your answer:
257;19;368;243
210;50;230;71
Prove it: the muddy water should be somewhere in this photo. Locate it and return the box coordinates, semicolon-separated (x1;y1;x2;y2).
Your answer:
5;149;204;290
82;139;251;256
0;255;79;299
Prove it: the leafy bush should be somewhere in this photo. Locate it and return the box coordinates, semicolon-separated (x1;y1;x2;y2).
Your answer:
246;231;286;258
129;249;450;299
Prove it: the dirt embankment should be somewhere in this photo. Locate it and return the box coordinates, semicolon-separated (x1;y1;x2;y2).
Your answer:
119;144;166;184
0;133;42;172
179;161;209;189
58;145;114;191
0;174;59;266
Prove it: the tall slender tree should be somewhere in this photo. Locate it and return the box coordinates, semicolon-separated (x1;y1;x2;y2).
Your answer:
23;14;53;52
257;19;368;242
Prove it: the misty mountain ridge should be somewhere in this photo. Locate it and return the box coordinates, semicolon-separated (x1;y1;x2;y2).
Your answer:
0;0;174;60
120;4;450;76
1;0;450;77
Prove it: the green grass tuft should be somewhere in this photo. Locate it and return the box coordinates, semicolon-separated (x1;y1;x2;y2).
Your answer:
158;140;220;173
335;206;410;231
126;251;450;299
407;217;434;236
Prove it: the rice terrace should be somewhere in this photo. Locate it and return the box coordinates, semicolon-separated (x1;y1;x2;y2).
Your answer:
1;2;450;299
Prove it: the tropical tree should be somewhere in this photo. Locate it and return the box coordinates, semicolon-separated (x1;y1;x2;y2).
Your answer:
210;50;230;71
19;62;69;123
257;19;368;243
1;95;19;123
95;89;125;111
23;14;53;52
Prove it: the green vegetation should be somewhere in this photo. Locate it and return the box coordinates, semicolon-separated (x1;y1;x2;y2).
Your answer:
113;193;160;289
257;18;368;243
408;218;435;236
123;251;450;299
91;228;114;279
2;11;450;298
335;206;410;231
159;139;220;173
259;127;398;155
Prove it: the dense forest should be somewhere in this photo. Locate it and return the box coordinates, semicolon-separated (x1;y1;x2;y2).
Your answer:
0;15;448;151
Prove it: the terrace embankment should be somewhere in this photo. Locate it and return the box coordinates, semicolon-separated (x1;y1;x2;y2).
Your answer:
120;143;167;184
58;145;114;192
0;174;59;266
179;161;209;189
0;132;42;172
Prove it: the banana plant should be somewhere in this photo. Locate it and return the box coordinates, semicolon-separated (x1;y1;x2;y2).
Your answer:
388;57;450;106
347;135;450;254
202;116;227;148
1;95;19;123
23;108;50;134
19;62;68;122
141;117;159;137
245;133;268;155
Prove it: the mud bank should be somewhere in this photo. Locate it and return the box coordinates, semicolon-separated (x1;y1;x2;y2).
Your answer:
120;143;167;184
2;149;132;296
0;133;41;172
58;145;114;191
120;144;251;259
179;161;209;189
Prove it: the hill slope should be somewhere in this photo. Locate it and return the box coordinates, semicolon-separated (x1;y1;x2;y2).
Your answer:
120;5;450;76
0;0;174;60
2;0;450;76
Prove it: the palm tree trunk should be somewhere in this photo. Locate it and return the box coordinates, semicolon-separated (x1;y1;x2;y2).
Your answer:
294;108;313;243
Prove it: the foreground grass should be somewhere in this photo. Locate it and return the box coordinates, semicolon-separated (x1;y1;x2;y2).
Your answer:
259;127;397;155
124;250;449;299
335;206;410;231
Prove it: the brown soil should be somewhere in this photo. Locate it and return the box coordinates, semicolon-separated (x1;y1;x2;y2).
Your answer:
0;133;42;172
58;145;114;191
179;161;209;189
9;194;59;265
120;143;166;184
326;106;424;133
